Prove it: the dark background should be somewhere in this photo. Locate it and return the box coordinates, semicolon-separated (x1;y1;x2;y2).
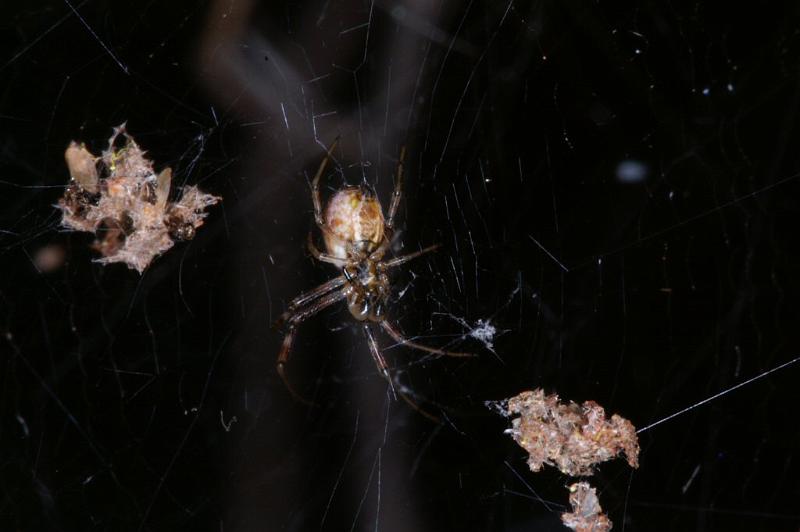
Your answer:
2;1;800;530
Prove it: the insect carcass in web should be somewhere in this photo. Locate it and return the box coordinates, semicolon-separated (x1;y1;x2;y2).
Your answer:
275;141;473;411
58;124;220;272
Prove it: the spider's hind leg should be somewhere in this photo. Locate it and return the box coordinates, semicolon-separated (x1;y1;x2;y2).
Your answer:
307;232;348;268
379;244;441;270
311;139;339;228
385;146;405;230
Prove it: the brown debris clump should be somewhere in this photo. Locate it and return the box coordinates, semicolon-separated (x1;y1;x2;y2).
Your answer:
561;482;613;532
504;388;639;477
497;389;640;530
58;124;220;272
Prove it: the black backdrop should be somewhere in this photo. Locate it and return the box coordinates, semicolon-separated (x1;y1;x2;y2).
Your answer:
2;1;800;531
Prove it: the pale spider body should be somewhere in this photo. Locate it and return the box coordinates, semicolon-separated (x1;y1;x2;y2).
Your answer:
275;142;471;414
323;187;384;258
324;187;390;322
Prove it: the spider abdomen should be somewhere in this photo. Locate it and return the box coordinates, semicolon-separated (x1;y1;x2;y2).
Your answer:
323;187;384;258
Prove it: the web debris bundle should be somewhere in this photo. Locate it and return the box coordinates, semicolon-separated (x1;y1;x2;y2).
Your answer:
58;125;220;272
561;482;613;532
505;388;639;476
497;388;640;530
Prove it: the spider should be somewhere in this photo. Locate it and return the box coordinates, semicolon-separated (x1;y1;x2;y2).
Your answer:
275;141;471;412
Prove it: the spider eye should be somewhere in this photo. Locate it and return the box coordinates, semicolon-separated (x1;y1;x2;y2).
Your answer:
347;296;370;321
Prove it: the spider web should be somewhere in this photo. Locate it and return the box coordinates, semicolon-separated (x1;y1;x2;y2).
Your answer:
1;1;800;531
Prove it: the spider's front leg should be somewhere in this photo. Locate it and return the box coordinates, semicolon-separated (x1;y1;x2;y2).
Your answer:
273;275;346;329
276;288;346;404
380;320;474;358
362;323;440;423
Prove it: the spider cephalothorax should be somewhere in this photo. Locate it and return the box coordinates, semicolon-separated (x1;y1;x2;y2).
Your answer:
344;258;390;321
275;142;471;413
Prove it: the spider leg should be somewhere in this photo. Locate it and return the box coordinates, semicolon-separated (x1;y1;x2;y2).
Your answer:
380;320;474;358
274;274;347;328
385;146;405;230
311;139;339;228
277;288;347;404
277;328;309;404
362;324;392;387
367;230;391;262
362;323;440;423
307;232;348;268
379;243;441;270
